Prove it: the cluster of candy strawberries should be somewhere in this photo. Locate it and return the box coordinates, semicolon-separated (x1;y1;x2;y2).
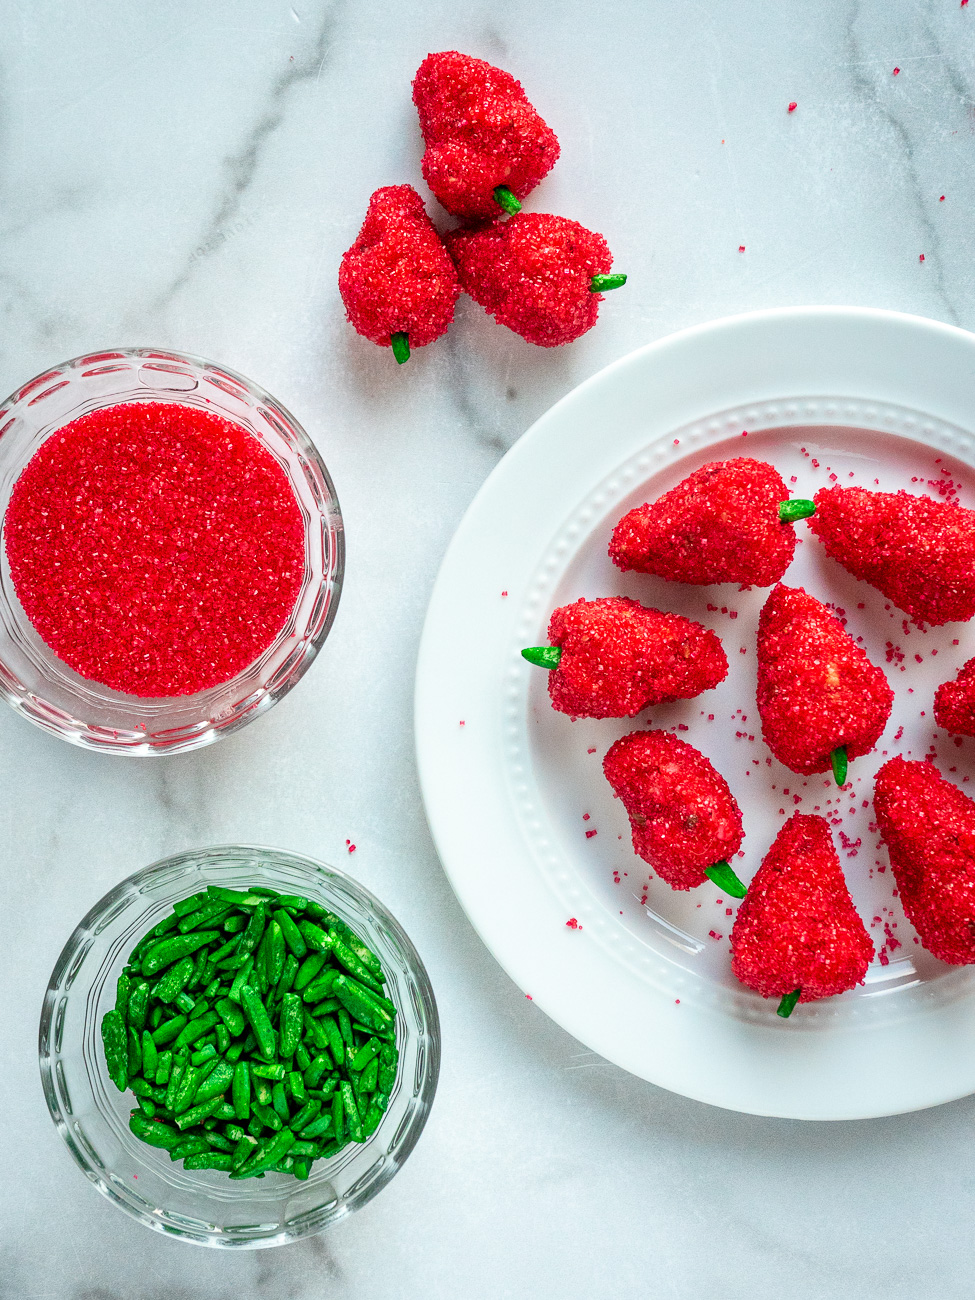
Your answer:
338;52;625;362
523;458;975;1016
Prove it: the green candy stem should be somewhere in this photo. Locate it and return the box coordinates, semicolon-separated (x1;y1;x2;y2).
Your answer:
493;185;522;215
777;988;802;1019
521;646;563;671
778;498;816;523
831;744;849;788
703;860;748;899
390;332;410;364
590;273;627;293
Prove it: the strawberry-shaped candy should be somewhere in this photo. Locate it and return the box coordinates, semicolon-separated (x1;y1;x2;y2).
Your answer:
338;185;460;363
757;584;892;784
810;485;975;626
935;657;975;737
522;596;727;719
412;51;560;220
874;757;975;964
445;214;626;348
603;730;745;894
730;813;873;1016
609;459;814;588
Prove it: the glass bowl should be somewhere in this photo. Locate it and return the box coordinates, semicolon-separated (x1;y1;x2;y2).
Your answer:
39;846;440;1248
0;348;344;754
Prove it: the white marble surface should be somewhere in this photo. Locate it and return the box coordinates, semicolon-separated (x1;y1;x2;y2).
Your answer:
2;1;975;1295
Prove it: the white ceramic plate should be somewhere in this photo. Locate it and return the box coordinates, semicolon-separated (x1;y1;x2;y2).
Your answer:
415;307;975;1120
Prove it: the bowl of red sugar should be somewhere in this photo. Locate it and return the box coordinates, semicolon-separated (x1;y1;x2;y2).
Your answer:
0;349;343;753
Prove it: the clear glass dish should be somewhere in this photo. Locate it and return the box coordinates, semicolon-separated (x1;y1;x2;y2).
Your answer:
39;846;440;1248
0;348;344;754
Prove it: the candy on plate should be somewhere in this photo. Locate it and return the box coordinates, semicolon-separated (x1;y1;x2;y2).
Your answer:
730;812;873;1015
603;729;745;893
810;485;975;626
609;458;814;588
522;595;727;719
756;583;893;782
874;756;975;965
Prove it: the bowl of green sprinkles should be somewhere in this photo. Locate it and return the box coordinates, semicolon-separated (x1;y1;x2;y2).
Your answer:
39;845;440;1247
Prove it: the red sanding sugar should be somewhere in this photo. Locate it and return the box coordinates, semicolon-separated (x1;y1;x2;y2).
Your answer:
4;401;305;698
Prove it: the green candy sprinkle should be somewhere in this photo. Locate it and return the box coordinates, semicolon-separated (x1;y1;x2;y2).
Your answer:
703;861;748;899
590;273;627;293
390;331;410;365
493;184;522;215
831;744;849;788
777;988;802;1019
102;884;398;1181
521;646;562;671
778;498;816;523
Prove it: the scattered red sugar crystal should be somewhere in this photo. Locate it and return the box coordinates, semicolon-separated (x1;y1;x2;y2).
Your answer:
787;101;797;112
4;401;304;698
609;458;799;587
919;253;925;262
541;596;727;719
445;213;615;347
756;584;893;775
603;729;744;891
810;485;975;625
874;756;975;964
338;184;460;353
730;813;873;1002
738;245;746;252
565;917;581;930
412;51;559;219
935;657;975;736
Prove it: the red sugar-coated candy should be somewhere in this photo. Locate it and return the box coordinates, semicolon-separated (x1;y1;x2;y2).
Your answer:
730;813;873;1002
810;485;975;626
338;184;460;349
3;401;304;698
609;459;797;587
445;213;613;347
874;757;975;964
603;729;743;891
756;584;893;775
935;657;975;736
545;596;727;720
412;51;560;220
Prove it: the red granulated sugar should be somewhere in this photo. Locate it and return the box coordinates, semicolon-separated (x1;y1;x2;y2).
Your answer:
875;757;975;964
609;458;798;588
543;596;727;720
603;729;743;891
730;813;873;1002
4;401;304;698
787;102;797;112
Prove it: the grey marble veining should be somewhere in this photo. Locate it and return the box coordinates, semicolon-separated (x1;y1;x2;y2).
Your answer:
2;1;975;1296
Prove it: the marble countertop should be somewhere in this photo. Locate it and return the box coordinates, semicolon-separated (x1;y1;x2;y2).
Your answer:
2;1;974;1296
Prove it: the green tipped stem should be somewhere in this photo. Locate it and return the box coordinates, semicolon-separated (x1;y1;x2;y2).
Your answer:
590;273;627;293
704;860;748;899
831;744;848;788
777;988;802;1019
778;498;816;523
390;332;410;364
521;646;562;671
493;185;522;215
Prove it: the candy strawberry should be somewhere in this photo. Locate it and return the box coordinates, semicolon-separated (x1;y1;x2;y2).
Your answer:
756;584;893;782
809;485;975;626
934;657;975;737
522;596;727;720
412;51;560;220
338;185;460;363
730;813;873;1015
603;731;745;893
609;458;814;587
445;214;625;348
874;757;975;964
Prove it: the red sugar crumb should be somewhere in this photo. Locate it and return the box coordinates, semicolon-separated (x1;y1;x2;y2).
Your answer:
893;66;900;75
565;917;581;930
708;930;723;940
738;245;746;253
4;401;304;697
788;101;797;112
587;746;597;754
525;993;533;1000
585;829;597;838
501;590;508;597
582;812;590;820
940;194;946;201
919;253;925;262
347;843;356;854
459;720;465;727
